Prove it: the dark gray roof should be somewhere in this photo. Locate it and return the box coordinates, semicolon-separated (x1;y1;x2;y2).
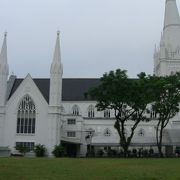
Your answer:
8;78;101;103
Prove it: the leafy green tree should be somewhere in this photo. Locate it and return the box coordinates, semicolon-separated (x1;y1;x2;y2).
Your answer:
86;69;154;156
34;144;46;157
152;73;180;157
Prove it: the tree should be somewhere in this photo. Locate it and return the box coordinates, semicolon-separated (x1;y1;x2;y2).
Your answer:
34;144;46;157
86;69;154;156
152;73;180;157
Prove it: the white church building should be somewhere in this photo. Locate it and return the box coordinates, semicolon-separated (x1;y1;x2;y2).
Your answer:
1;0;180;157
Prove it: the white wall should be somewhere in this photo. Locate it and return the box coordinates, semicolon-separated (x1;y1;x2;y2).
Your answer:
4;75;49;151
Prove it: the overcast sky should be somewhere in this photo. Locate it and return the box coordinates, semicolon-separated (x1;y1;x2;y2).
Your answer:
0;0;179;78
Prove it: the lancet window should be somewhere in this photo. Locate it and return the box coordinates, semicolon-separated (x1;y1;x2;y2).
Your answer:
16;95;36;134
72;105;80;116
104;109;110;118
88;105;95;118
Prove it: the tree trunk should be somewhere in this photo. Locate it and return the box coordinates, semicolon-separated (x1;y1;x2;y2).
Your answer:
121;143;129;157
157;122;164;157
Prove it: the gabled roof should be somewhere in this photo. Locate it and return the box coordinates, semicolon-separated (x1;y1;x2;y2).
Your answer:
8;78;101;103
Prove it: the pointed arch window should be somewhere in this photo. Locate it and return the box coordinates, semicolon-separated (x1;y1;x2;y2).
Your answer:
104;109;110;118
88;105;95;118
17;95;36;134
72;105;80;116
150;110;157;119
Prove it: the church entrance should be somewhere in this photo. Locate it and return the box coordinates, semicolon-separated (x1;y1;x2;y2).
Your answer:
61;141;79;157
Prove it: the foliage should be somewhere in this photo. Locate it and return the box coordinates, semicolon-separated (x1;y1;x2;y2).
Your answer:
175;147;180;155
142;149;148;157
86;69;155;156
152;73;180;156
149;148;154;156
52;144;65;157
34;144;46;157
132;149;137;157
15;144;29;156
97;150;104;157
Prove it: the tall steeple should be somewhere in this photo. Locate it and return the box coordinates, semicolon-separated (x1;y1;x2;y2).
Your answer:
164;0;180;30
48;32;63;155
154;0;180;76
0;32;9;106
163;0;180;50
49;31;63;106
0;32;9;75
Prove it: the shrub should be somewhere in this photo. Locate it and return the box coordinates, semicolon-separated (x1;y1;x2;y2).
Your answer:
149;148;154;157
119;150;124;157
34;144;46;157
127;150;131;157
97;150;104;157
138;149;143;157
175;147;180;155
143;149;148;157
132;149;137;157
15;144;28;156
111;150;117;157
52;144;65;157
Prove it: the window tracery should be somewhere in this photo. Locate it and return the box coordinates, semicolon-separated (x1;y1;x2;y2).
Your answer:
17;95;36;134
72;105;80;116
88;105;95;118
104;109;110;118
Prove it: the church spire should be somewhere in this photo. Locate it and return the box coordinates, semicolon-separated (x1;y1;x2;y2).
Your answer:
53;31;61;63
50;31;62;74
48;32;63;154
0;32;8;69
0;32;9;106
49;31;63;106
154;0;180;76
162;0;180;51
164;0;180;30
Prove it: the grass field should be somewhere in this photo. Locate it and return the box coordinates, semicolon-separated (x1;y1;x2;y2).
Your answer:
0;158;180;180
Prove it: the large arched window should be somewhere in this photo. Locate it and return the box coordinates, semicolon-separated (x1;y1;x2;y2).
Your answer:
88;105;95;118
17;95;36;134
72;105;80;116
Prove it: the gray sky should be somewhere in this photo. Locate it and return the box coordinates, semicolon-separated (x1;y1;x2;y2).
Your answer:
0;0;179;78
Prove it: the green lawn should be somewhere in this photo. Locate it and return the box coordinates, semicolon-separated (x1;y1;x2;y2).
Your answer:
0;158;180;180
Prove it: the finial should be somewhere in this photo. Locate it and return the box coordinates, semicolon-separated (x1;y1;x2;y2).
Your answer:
4;31;7;37
57;30;60;36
